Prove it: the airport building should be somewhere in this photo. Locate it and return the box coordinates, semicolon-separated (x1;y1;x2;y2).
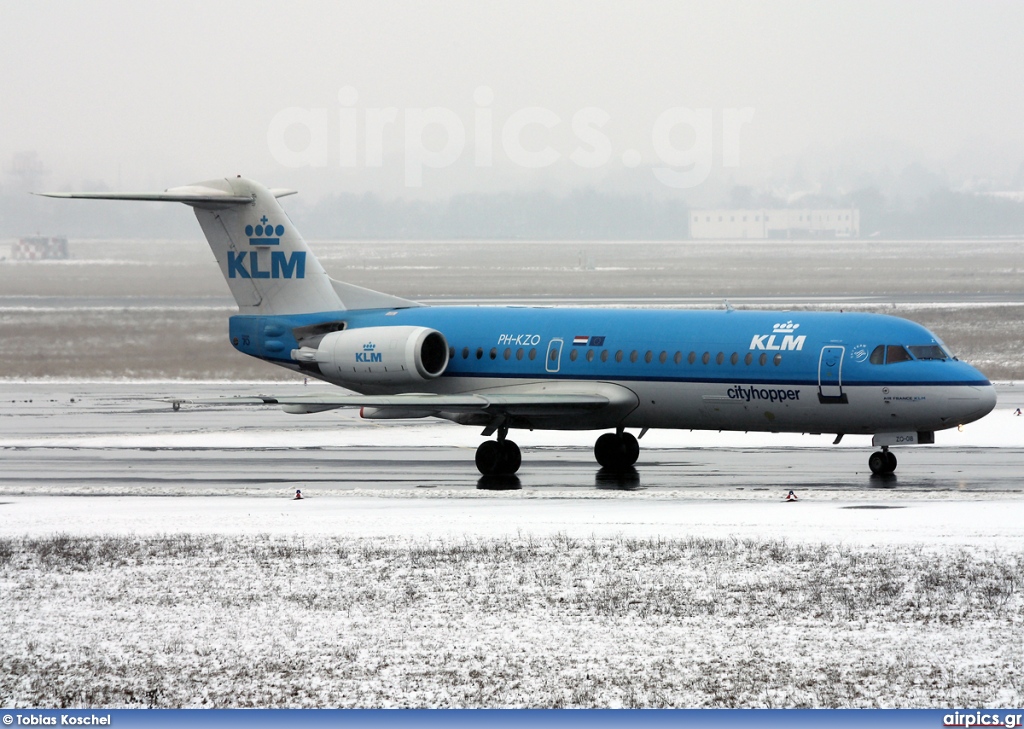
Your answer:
689;208;860;239
10;235;70;260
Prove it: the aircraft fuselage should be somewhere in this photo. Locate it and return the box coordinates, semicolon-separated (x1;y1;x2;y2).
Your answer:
229;306;995;437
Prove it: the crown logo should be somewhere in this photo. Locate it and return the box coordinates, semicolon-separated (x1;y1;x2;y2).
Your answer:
772;321;800;334
245;216;283;246
363;342;376;351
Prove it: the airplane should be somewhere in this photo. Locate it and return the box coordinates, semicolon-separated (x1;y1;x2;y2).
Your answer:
39;176;997;476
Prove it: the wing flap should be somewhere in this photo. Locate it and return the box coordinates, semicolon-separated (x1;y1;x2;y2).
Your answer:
167;392;613;415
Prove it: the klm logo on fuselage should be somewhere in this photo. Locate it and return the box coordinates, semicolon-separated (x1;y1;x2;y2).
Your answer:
356;342;382;363
228;216;306;279
750;321;806;351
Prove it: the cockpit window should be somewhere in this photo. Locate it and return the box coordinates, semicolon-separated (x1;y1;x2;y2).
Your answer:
869;344;917;364
908;345;949;361
885;345;913;364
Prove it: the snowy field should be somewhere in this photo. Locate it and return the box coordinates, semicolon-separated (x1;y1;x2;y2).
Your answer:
2;530;1023;708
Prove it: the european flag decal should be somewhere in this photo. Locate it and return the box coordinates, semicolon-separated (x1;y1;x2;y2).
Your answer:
246;216;283;246
589;336;606;346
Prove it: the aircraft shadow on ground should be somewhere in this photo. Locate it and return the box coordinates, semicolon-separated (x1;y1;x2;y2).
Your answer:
869;473;898;488
476;474;522;491
595;466;642;490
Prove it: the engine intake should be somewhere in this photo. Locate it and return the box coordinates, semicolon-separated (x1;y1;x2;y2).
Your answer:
310;326;448;384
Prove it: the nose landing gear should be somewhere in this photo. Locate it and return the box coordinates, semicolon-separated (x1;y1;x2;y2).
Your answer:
868;447;898;475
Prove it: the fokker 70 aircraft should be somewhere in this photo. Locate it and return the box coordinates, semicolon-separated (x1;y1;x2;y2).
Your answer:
40;177;996;476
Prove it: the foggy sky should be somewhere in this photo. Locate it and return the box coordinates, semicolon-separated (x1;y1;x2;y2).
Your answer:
3;0;1024;201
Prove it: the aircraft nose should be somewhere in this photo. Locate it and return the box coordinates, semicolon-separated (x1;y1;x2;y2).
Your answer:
977;383;998;418
952;382;997;426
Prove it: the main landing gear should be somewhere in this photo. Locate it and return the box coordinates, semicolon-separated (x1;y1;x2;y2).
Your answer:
868;447;898;476
594;429;640;470
475;427;521;475
475;427;642;475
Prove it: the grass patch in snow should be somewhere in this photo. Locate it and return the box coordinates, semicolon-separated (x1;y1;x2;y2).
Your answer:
1;533;1022;708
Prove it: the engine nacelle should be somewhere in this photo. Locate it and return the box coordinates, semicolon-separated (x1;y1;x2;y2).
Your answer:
311;326;448;384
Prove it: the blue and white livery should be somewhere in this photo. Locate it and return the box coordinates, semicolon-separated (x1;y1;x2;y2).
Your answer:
40;177;997;476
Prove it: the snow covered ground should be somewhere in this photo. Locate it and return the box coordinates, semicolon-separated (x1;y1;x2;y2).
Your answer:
1;494;1024;548
2;531;1022;708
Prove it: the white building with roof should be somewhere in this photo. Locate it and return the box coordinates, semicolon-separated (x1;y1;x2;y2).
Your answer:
689;209;859;239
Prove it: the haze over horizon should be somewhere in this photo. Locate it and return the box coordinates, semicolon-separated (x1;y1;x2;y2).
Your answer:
3;0;1024;206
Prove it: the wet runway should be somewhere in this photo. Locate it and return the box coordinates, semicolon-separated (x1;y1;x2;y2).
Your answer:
2;381;1023;497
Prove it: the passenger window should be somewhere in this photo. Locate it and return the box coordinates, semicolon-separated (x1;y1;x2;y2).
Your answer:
688;352;696;365
759;353;767;366
586;349;595;362
744;353;753;365
673;351;682;365
476;348;484;360
449;347;455;360
549;349;558;362
600;350;609;362
715;352;724;365
869;345;885;364
886;345;913;364
702;352;710;365
528;348;537;361
730;352;738;365
503;348;511;360
489;348;497;360
516;348;524;360
773;353;782;366
569;349;578;362
659;351;667;364
615;350;624;363
630;350;639;363
644;351;653;364
462;347;470;359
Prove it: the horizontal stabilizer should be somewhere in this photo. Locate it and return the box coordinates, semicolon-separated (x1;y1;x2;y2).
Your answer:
35;185;296;208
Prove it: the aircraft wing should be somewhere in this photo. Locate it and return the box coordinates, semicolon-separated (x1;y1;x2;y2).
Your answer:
166;391;615;416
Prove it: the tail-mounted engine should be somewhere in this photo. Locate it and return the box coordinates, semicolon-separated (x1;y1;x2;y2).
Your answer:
293;326;448;384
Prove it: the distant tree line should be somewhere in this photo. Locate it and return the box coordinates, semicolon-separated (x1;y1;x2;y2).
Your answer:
842;188;1024;238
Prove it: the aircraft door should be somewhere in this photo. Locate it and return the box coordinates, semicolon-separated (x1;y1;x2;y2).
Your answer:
545;338;563;373
818;345;848;403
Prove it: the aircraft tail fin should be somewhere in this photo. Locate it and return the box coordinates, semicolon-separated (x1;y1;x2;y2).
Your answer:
37;177;418;315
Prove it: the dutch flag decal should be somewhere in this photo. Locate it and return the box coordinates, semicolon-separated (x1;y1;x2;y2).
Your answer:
573;335;590;346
